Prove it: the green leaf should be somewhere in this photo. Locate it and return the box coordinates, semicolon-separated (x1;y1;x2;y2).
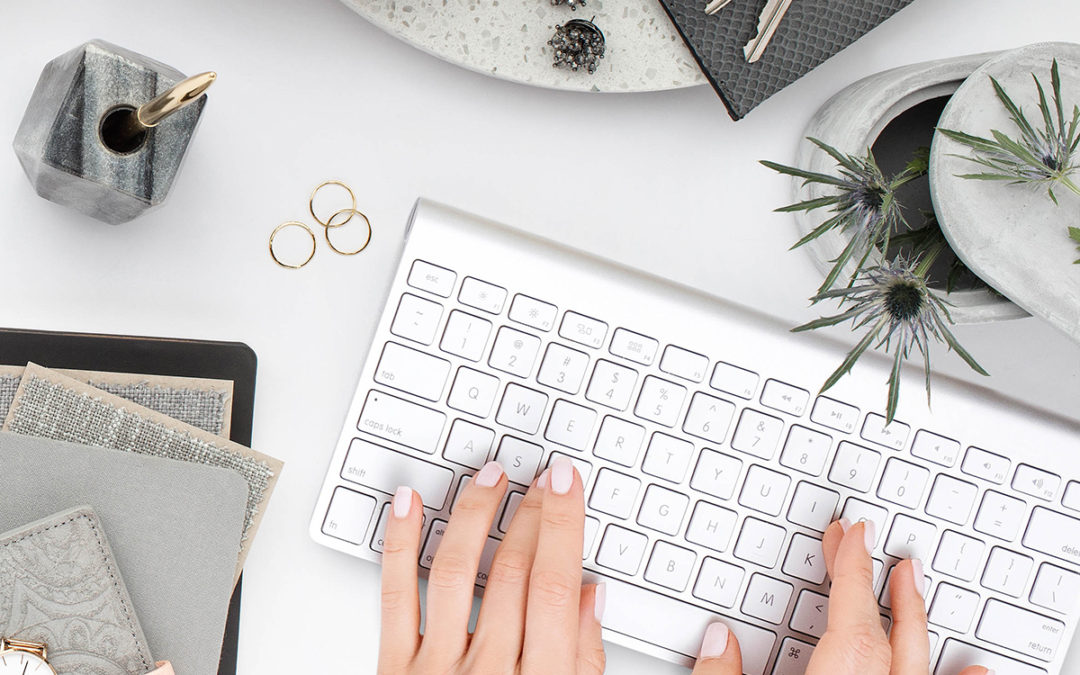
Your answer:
991;75;1040;147
884;344;904;424
775;196;839;213
935;316;990;376
759;160;850;187
791;304;866;332
791;210;849;250
806;137;864;173
1053;59;1066;136
818;233;862;294
819;317;887;394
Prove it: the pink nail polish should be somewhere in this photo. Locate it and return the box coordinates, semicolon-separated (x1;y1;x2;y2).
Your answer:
551;456;574;495
474;461;504;488
985;670;996;675
393;486;412;519
863;520;876;554
839;517;852;533
911;559;926;598
699;622;729;659
594;583;606;624
537;469;551;490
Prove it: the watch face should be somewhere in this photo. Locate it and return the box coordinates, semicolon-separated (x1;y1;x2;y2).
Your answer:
0;650;54;674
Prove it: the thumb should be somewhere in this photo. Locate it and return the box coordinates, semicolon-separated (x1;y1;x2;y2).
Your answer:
692;622;742;675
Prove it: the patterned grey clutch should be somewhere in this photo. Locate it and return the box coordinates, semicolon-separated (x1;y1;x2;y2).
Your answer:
0;507;155;675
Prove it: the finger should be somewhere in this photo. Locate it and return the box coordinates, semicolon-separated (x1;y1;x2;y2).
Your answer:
691;622;743;675
521;457;585;673
825;520;885;634
822;518;848;580
888;559;929;675
957;667;992;675
470;478;545;663
575;584;607;675
378;486;423;670
419;461;507;660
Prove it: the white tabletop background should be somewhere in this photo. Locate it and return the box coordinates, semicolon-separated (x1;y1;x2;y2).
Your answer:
3;1;1079;672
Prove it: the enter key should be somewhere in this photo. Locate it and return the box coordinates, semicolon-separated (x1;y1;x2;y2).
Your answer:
975;598;1065;662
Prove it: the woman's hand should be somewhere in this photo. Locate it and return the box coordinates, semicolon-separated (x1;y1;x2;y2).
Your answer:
378;456;606;674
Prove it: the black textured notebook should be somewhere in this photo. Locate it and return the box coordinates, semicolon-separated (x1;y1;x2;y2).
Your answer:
657;0;917;119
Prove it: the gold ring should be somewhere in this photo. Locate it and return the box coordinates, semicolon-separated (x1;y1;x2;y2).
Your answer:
309;180;357;229
269;221;317;269
324;208;372;256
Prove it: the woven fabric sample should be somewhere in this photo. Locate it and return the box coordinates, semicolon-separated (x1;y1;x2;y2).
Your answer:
657;0;917;119
0;373;18;422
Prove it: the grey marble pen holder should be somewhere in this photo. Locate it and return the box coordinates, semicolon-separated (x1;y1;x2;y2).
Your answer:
13;40;207;225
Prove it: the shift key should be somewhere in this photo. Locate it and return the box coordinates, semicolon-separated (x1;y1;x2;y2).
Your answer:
358;389;446;454
341;438;453;509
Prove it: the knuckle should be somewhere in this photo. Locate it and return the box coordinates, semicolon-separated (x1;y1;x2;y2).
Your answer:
427;552;477;591
540;507;580;532
453;494;494;518
844;627;892;670
381;538;415;557
530;569;579;609
486;548;533;586
379;587;413;612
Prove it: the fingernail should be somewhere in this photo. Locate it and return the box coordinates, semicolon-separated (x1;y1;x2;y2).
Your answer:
392;486;412;519
839;517;852;533
911;558;926;598
551;456;574;495
985;670;996;675
537;469;551;490
474;461;504;488
863;520;877;554
699;621;729;659
594;583;606;624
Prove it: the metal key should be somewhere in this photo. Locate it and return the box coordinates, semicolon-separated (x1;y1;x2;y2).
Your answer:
743;0;794;63
704;0;733;15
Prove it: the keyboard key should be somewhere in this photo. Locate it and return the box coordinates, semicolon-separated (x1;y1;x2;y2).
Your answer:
634;376;687;427
544;399;596;450
491;434;541;483
742;573;793;624
371;503;427;553
488;327;541;378
585;359;638;410
407;259;456;297
644;541;696;591
439;310;492;361
928;583;980;632
884;513;937;561
779;425;832;476
973;490;1027;540
458;276;507;314
860;413;909;451
876;457;930;509
637;484;690;535
932;531;984;581
1013;464;1060;501
659;345;708;383
809;396;859;434
608;328;659;366
760;379;810;417
730;409;784;460
596;524;648;575
1063;480;1080;511
544;452;593;487
536;343;590;394
447;367;500;418
733;517;787;568
682;392;736;444
592;416;645;467
773;638;815;675
641;433;695;483
390;293;444;345
786;482;839;533
498;491;525;532
976;599;1064;661
341;438;454;509
685;501;738;552
790;590;829;638
980;547;1032;597
589;468;641;518
1030;563;1080;614
358;390;446;453
782;534;826;584
689;449;743;501
692;557;745;607
374;342;450;401
925;475;978;525
935;639;1045;675
496;383;548;434
961;446;1010;484
738;465;791;516
710;362;759;400
828;441;881;493
841;498;888;547
443;419;495;469
508;294;557;331
602;578;776;674
322;487;377;545
559;310;608;349
911;430;961;467
1023;506;1080;565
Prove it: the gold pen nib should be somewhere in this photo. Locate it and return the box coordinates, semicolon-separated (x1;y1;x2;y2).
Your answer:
137;71;217;127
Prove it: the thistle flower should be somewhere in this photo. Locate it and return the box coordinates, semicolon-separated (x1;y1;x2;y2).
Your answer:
761;139;925;294
938;59;1080;204
793;257;988;423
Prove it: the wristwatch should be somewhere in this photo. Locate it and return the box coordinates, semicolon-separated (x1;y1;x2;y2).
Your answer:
0;638;57;674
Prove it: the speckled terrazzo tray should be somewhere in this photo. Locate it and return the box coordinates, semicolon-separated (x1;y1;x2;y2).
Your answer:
340;0;707;92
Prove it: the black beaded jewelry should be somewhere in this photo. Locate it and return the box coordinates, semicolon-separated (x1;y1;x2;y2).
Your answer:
549;18;605;75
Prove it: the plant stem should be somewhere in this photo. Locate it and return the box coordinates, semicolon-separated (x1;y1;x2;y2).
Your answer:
1060;174;1080;197
914;239;946;278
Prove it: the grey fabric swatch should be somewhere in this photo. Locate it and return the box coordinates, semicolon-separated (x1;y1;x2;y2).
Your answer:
0;506;155;675
0;433;247;675
0;374;18;421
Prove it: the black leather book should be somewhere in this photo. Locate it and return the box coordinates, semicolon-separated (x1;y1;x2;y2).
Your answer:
656;0;917;119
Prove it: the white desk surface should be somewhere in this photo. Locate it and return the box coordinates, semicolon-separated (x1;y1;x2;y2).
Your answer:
3;1;1079;672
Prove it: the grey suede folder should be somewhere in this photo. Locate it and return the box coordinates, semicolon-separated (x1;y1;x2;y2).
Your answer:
0;432;248;675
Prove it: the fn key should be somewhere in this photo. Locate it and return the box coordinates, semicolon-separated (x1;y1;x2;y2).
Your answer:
322;487;377;545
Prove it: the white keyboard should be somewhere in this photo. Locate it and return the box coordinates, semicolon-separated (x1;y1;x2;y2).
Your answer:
310;200;1080;675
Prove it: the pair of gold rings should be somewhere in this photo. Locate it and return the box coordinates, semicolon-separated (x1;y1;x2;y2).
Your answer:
269;180;373;269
